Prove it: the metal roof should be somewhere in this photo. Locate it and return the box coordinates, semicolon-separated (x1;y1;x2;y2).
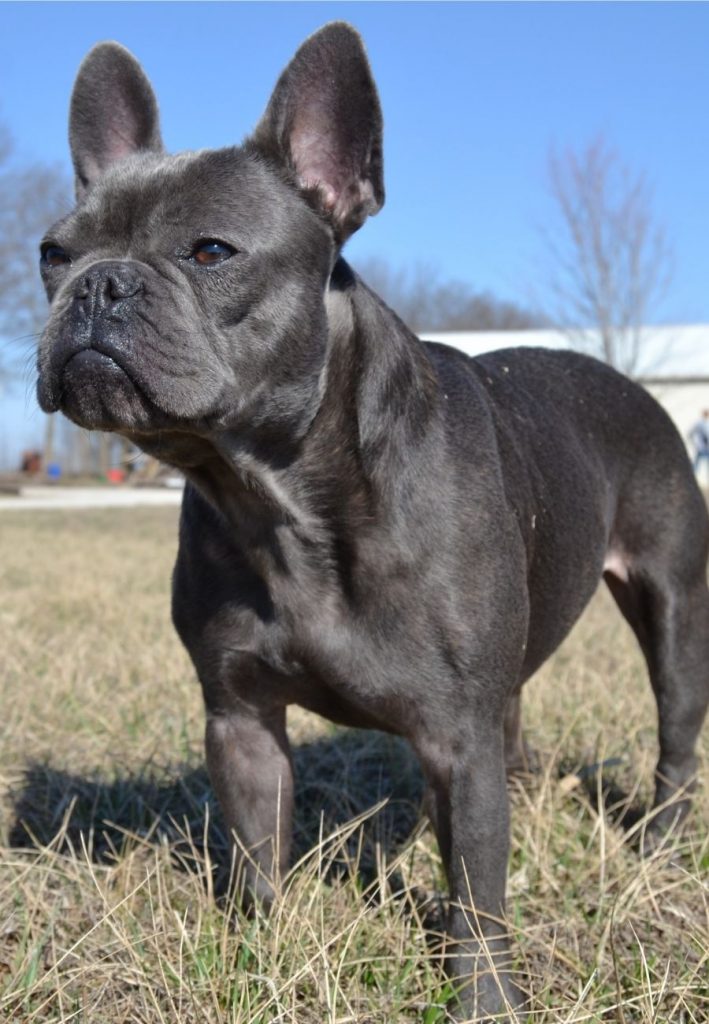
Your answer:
421;324;709;380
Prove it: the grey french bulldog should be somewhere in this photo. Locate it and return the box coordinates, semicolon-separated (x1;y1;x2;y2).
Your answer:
37;22;709;1021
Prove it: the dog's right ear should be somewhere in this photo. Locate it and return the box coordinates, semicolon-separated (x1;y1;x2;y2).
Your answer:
69;42;163;200
250;22;384;243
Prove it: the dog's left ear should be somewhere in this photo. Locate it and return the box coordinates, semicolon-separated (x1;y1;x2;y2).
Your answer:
250;22;384;242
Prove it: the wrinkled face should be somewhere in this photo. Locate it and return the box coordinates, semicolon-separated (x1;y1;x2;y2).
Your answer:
37;25;383;458
37;146;333;443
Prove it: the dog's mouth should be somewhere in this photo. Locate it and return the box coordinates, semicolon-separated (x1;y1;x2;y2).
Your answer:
58;345;141;406
64;347;125;377
40;343;162;433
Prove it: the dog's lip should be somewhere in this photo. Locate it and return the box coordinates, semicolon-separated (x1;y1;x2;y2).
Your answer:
64;347;120;371
60;347;146;401
61;346;143;392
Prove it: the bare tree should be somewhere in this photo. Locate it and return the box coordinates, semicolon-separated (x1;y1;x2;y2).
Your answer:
354;257;541;334
544;135;673;376
0;124;72;373
0;123;74;469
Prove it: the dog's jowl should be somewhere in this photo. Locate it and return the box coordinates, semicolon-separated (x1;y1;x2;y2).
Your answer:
37;22;709;1021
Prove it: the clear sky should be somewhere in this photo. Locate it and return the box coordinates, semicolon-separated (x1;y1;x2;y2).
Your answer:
1;1;708;463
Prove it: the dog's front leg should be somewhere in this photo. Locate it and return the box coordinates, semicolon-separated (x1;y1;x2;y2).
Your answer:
204;698;293;909
421;727;526;1021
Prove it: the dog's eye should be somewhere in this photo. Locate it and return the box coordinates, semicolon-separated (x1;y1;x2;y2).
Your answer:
40;243;71;268
191;240;236;266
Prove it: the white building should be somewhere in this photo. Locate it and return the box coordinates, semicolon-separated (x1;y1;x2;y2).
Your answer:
423;325;709;455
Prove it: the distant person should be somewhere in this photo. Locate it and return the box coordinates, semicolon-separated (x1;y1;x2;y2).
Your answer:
689;410;709;481
19;449;42;474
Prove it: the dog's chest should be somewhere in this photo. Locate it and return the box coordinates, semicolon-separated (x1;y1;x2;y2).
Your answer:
183;511;468;732
232;517;530;736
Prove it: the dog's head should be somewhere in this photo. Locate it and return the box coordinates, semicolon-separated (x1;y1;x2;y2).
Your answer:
37;23;383;450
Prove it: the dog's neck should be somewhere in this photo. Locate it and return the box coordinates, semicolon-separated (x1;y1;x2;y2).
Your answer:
133;260;441;581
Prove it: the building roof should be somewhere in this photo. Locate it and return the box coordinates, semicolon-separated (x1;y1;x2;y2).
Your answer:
421;324;709;381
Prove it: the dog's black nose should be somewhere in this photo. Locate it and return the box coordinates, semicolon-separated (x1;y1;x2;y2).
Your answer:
74;262;143;312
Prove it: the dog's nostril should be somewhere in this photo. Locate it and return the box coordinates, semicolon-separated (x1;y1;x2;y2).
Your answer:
74;266;144;308
106;274;142;301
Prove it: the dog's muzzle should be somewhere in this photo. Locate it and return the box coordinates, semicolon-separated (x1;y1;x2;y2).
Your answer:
38;260;147;413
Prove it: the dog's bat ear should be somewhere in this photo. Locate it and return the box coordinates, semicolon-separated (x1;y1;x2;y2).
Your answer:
69;42;163;200
250;22;384;243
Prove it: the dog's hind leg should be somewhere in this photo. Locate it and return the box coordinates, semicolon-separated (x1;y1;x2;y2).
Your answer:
604;506;709;841
503;692;535;775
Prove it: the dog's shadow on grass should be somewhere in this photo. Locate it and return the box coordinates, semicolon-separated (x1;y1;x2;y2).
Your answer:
575;763;650;835
8;734;656;895
7;730;425;889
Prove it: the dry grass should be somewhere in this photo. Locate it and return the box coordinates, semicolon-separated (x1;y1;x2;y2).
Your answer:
0;507;707;1023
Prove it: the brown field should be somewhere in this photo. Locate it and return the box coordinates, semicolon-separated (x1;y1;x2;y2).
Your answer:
0;506;707;1022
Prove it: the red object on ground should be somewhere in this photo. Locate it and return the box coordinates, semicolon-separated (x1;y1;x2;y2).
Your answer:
107;468;126;484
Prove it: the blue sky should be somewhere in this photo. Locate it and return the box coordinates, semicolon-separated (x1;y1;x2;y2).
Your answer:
1;1;708;463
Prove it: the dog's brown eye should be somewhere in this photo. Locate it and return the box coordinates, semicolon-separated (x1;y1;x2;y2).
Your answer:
41;243;70;268
191;240;235;265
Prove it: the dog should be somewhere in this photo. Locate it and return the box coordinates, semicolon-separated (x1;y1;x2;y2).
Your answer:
37;22;709;1020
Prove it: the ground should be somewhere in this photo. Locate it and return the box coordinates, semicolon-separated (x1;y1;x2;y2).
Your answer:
0;507;707;1022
